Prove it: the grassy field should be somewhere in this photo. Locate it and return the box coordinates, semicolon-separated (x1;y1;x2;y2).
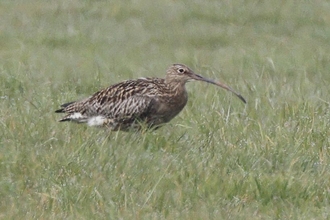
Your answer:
1;0;330;219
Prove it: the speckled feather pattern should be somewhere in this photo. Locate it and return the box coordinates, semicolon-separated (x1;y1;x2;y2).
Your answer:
56;77;187;131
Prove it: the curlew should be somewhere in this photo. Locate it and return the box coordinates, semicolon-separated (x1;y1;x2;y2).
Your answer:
55;64;246;131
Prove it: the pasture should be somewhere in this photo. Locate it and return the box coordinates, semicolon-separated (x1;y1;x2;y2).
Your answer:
1;0;330;219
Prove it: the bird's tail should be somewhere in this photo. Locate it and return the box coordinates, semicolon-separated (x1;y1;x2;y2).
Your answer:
55;101;88;123
55;101;76;113
58;112;89;123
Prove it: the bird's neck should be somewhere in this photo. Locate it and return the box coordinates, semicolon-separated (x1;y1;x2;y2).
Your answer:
165;78;186;94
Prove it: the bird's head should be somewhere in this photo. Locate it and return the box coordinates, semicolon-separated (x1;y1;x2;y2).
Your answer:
165;64;197;84
165;64;246;103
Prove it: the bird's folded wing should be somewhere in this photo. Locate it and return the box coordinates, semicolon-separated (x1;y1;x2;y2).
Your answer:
96;95;155;120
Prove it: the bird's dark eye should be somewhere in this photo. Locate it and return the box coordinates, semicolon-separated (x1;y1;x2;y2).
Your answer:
178;68;185;73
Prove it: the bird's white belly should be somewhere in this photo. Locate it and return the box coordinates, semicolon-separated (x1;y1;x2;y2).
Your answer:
87;116;107;126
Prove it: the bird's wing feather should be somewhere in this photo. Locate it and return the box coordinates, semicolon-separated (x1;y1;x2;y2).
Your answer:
103;95;154;120
57;78;163;121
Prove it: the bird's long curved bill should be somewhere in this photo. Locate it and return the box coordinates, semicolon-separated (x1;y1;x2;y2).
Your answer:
191;73;246;104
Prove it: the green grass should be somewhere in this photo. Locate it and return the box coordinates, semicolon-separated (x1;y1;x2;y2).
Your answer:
1;0;330;219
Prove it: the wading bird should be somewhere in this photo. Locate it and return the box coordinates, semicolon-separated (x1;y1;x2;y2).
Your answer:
55;64;246;131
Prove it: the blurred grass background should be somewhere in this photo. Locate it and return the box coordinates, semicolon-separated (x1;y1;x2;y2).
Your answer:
1;0;330;219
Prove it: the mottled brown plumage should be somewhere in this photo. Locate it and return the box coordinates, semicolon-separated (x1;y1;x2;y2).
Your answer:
55;64;246;131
